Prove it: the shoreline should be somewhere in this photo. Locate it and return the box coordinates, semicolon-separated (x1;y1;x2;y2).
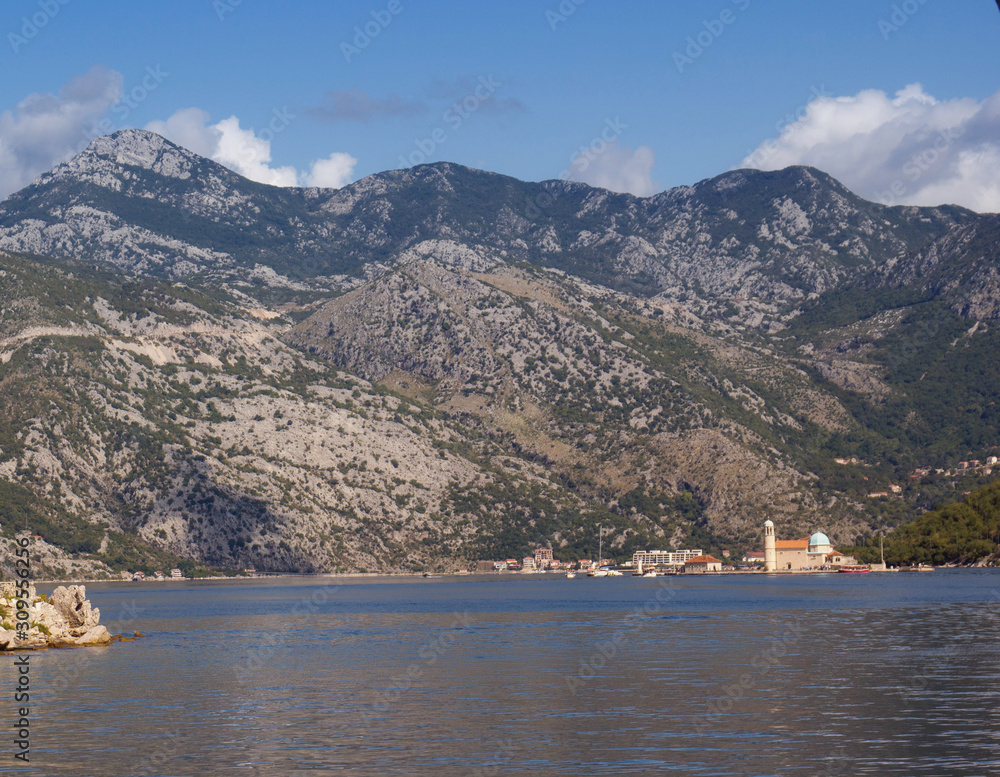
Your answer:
30;564;990;588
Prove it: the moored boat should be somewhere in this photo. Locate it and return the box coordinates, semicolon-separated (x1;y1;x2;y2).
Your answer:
587;524;609;577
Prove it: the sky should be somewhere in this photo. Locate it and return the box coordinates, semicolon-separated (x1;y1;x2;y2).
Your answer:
1;0;999;210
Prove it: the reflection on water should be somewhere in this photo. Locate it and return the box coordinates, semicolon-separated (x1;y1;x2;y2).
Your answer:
3;572;999;775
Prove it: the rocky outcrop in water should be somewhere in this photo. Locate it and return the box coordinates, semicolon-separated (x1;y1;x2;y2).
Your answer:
0;584;113;650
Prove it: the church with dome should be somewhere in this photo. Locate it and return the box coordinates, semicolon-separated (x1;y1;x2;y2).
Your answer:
762;520;857;571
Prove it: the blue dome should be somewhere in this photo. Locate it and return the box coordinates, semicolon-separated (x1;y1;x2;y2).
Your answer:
809;532;831;548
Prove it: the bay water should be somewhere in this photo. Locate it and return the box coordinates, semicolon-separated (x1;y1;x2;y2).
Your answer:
5;571;1000;776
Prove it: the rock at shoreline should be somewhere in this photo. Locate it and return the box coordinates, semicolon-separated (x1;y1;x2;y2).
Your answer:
72;625;112;646
50;585;101;630
1;583;118;650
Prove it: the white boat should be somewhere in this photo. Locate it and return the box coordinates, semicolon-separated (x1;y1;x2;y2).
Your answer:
587;524;609;577
642;570;657;577
565;571;576;579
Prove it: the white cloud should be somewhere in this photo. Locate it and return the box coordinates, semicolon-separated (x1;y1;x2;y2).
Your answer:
0;65;123;198
566;142;659;197
0;67;359;199
303;152;359;188
741;84;1000;213
148;109;357;189
210;116;300;187
143;107;219;159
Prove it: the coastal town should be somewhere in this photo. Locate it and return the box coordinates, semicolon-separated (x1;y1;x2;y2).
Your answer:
472;520;923;576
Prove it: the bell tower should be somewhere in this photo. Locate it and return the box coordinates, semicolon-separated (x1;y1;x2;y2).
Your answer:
764;520;777;572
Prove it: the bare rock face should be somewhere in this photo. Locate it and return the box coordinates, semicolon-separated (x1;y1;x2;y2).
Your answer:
1;584;113;650
50;585;101;630
74;625;111;646
0;131;996;572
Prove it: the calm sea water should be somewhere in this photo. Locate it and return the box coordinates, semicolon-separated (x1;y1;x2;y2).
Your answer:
4;571;1000;776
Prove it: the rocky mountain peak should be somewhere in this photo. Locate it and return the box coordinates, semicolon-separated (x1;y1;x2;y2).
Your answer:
38;129;202;190
0;131;981;306
1;136;999;575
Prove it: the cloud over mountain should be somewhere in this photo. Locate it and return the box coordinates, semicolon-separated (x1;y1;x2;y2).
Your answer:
566;141;659;197
0;67;359;198
742;84;1000;213
0;65;123;199
146;108;357;189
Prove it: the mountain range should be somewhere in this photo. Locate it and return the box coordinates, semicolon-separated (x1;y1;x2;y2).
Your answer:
1;129;997;576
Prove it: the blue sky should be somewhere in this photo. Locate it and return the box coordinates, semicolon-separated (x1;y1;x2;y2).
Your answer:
2;0;1000;209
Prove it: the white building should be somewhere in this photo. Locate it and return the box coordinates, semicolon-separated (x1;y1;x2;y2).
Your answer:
632;549;703;569
683;555;722;574
761;522;857;571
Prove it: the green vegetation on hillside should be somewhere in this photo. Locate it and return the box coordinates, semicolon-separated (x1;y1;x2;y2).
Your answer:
780;294;1000;511
2;142;999;575
852;480;1000;566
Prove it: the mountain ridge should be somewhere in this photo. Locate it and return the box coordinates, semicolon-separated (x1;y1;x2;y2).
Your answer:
0;129;998;576
0;130;974;313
